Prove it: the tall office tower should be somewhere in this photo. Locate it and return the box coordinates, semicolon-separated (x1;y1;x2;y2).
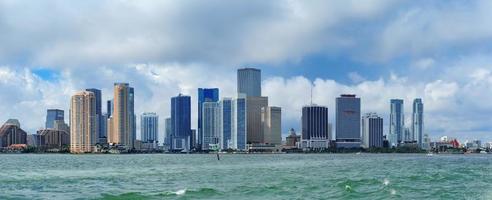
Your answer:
220;98;233;150
246;96;268;144
141;113;159;143
389;99;404;147
45;109;64;129
237;68;261;97
86;89;102;142
108;83;134;149
262;106;282;145
232;96;247;150
107;100;114;117
70;91;97;153
129;87;136;147
335;94;361;148
412;98;424;148
171;94;192;151
361;113;383;148
197;88;219;150
202;102;221;150
164;117;172;147
301;105;329;149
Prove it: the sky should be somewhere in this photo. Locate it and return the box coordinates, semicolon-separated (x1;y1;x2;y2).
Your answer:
1;0;492;143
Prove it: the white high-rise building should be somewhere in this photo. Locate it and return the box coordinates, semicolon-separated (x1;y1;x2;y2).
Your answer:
202;102;221;150
262;106;282;145
140;112;158;143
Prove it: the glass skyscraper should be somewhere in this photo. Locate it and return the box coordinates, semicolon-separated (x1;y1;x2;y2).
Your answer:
201;102;220;150
171;94;191;151
335;94;361;148
389;99;404;147
197;88;219;150
141;112;159;143
232;96;247;150
220;98;233;150
237;68;261;97
412;98;424;148
45;109;64;129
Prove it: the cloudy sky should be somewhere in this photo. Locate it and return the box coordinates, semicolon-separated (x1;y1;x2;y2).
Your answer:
1;0;492;142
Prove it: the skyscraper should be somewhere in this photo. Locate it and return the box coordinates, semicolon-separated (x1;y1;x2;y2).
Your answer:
412;98;424;148
141;113;159;143
107;99;114;117
129;87;136;148
232;96;247;150
361;113;383;148
86;88;102;142
45;109;64;129
164;117;172;148
389;99;404;147
237;68;261;97
202;102;221;150
301;105;329;149
197;88;219;150
70;91;97;153
246;96;268;144
220;98;233;150
171;94;191;151
262;106;282;145
335;94;361;148
108;83;134;149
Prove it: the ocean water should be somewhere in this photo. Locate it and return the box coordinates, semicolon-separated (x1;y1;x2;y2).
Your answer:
0;154;491;200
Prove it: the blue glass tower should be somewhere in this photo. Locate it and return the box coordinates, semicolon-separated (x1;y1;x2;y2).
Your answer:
220;98;232;150
198;88;219;150
390;99;404;147
171;94;192;151
45;109;64;129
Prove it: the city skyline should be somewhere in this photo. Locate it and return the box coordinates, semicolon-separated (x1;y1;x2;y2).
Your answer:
1;1;492;142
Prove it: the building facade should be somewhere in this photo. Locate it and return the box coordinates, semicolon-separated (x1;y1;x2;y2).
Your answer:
171;94;192;151
301;105;329;149
246;96;268;144
85;88;103;143
232;96;247;150
389;99;404;147
108;83;134;149
164;117;172;148
262;106;282;145
412;98;424;148
0;120;27;148
335;94;361;148
45;109;64;129
202;102;221;150
237;68;261;97
361;113;383;148
70;91;97;153
197;88;219;150
141;112;159;143
220;98;233;150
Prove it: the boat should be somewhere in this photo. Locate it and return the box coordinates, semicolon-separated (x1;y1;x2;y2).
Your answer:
426;152;434;156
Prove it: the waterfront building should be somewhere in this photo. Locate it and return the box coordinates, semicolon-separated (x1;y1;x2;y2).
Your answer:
361;113;383;148
262;106;282;145
197;88;219;150
45;109;64;129
141;113;159;143
246;96;268;144
237;68;261;97
86;88;103;143
301;105;329;149
0;119;27;148
171;94;192;151
108;83;134;149
285;128;300;147
36;129;70;150
202;102;221;150
220;98;233;150
70;91;97;153
404;127;412;142
422;134;431;150
389;99;404;147
164;117;172;148
412;98;424;148
335;94;361;148
107;100;114;117
232;95;247;150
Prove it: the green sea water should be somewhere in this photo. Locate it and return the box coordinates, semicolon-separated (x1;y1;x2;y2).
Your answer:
0;154;491;200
